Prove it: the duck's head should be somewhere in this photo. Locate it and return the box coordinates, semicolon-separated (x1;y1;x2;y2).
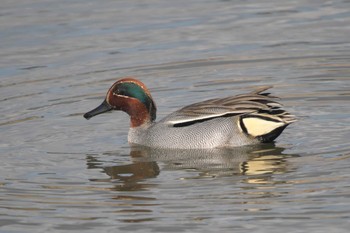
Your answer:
84;77;157;127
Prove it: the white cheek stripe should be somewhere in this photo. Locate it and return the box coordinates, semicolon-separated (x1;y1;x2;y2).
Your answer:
105;91;132;106
112;93;132;99
242;117;284;137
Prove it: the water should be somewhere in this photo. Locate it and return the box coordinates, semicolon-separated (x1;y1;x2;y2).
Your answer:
1;0;350;232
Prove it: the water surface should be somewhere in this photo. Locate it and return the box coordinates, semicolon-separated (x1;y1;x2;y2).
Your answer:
1;0;350;232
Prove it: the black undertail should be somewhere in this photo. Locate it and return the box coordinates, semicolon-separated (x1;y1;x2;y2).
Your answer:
256;125;288;143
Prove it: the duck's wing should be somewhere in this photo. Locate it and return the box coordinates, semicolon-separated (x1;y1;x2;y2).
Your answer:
164;86;296;128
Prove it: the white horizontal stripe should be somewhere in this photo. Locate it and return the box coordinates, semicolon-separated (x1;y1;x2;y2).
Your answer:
167;112;231;125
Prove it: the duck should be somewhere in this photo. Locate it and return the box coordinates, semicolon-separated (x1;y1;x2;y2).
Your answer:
84;77;296;149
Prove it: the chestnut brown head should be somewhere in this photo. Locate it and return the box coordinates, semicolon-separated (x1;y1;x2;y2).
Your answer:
84;77;157;127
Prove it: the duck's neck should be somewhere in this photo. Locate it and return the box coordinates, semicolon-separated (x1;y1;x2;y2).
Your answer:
120;98;154;128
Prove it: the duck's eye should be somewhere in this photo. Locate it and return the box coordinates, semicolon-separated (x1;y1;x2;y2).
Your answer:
115;84;129;96
113;87;123;95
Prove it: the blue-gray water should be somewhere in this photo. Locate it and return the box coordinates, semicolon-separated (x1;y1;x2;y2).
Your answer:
1;0;350;232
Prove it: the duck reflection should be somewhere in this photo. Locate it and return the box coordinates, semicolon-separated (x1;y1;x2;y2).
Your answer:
88;144;298;190
131;144;296;177
104;159;160;191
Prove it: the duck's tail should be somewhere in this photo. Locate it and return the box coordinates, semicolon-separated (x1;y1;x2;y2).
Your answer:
238;86;297;142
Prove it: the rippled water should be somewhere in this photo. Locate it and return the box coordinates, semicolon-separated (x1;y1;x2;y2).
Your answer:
1;0;350;232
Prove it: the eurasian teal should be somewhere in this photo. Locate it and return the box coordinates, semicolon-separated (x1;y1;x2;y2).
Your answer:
84;77;296;149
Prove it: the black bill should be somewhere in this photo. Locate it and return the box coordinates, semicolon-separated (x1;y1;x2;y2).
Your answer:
83;100;113;120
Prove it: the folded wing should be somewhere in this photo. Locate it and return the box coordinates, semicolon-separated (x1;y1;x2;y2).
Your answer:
164;86;296;142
